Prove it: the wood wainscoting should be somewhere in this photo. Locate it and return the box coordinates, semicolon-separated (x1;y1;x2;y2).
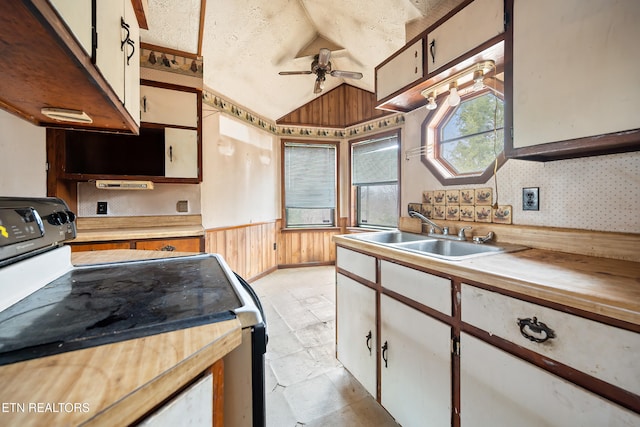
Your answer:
205;221;278;282
205;219;348;281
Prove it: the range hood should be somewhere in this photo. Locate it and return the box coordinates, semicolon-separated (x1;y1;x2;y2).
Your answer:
95;180;154;190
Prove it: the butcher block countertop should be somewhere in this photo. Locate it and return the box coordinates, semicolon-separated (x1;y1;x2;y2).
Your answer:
0;250;242;427
72;215;204;243
333;235;640;327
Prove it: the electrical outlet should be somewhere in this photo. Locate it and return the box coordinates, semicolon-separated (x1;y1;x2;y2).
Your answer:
522;188;539;211
97;201;108;215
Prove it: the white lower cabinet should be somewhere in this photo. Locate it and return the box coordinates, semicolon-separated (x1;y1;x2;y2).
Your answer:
460;333;640;427
336;273;377;397
138;373;213;427
381;294;451;427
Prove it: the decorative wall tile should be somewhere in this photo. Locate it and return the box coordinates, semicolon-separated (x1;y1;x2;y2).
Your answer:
445;190;460;205
446;205;460;221
475;206;492;223
492;205;512;224
460;190;474;205
140;47;204;78
421;204;433;218
433;190;446;205
460;206;475;221
475;188;493;205
408;203;421;215
432;205;446;220
422;191;433;204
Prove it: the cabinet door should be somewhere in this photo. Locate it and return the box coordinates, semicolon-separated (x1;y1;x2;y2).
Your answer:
165;128;199;178
138;373;213;427
49;0;93;55
376;39;423;101
140;86;199;127
426;0;503;73
95;0;125;103
512;0;640;149
336;273;377;397
460;333;640;427
380;295;451;427
123;0;140;126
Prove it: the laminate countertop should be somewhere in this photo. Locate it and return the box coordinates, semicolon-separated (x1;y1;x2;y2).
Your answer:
0;250;242;427
333;235;640;327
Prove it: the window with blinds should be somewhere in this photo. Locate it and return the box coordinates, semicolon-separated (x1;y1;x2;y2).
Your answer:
283;142;337;227
352;133;399;228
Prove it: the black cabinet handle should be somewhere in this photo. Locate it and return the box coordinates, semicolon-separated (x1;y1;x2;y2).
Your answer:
429;39;436;64
517;317;556;343
365;331;372;355
120;17;130;51
142;96;147;112
381;341;388;368
160;245;176;251
169;145;173;162
126;38;135;65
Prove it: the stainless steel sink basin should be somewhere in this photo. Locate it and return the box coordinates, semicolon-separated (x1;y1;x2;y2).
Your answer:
345;230;528;260
346;231;430;244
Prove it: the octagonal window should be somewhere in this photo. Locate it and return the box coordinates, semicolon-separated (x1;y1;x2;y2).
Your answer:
421;86;506;185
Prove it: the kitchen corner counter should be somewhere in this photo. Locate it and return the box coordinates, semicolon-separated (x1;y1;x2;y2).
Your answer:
0;249;242;427
333;235;640;327
71;215;205;243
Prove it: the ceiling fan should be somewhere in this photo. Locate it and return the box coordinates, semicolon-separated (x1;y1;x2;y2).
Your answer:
278;48;363;94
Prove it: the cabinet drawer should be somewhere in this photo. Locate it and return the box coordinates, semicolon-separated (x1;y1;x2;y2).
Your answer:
461;284;640;394
381;261;451;315
336;247;376;283
135;238;202;252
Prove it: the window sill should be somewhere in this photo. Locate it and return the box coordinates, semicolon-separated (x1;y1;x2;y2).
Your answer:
281;227;342;233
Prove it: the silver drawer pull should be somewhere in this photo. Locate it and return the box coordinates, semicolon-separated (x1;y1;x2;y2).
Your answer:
517;317;556;343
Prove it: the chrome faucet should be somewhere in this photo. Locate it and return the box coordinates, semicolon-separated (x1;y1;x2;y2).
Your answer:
408;211;471;241
473;231;494;244
408;210;444;234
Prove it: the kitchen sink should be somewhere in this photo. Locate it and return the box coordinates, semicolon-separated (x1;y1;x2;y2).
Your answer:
345;230;431;244
345;230;528;260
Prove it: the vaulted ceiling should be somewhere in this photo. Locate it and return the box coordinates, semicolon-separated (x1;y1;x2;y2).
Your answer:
140;0;465;122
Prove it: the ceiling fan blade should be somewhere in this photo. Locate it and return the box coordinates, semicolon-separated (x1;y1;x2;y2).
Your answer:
331;70;363;79
317;48;331;68
279;71;313;75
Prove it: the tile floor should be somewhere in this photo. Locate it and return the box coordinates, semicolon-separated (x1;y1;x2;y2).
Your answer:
251;266;400;427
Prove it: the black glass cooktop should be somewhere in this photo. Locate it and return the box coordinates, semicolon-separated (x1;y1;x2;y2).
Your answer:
0;255;242;365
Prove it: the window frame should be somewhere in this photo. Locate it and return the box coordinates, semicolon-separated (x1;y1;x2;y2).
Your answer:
348;129;401;229
280;139;340;230
421;80;507;185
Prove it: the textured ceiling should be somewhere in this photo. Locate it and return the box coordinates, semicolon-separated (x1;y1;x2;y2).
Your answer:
140;0;462;121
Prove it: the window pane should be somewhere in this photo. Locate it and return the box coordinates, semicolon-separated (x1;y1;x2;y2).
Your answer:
441;92;504;142
441;129;504;174
284;143;336;227
352;136;398;185
357;184;398;228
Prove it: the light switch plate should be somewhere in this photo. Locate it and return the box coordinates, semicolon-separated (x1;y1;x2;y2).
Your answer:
522;188;539;211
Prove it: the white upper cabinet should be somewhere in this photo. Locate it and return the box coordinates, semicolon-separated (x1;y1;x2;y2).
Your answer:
49;0;93;55
165;128;198;179
376;39;424;101
426;0;504;73
512;0;640;150
95;0;140;126
140;86;199;128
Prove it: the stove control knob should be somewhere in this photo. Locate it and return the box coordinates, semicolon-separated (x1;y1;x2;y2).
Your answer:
65;210;76;223
47;212;63;225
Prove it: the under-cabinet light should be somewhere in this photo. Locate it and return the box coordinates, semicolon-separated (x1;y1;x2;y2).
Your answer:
41;108;93;124
421;60;495;111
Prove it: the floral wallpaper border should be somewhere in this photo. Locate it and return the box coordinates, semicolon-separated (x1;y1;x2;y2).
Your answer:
202;88;405;139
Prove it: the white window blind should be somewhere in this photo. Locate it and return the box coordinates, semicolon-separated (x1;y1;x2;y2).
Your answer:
284;143;336;227
352;136;398;185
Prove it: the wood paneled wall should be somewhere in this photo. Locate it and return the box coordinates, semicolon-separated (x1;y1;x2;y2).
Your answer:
276;84;392;128
205;219;348;280
205;222;278;282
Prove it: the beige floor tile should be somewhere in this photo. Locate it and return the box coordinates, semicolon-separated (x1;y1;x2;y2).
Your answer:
252;266;399;427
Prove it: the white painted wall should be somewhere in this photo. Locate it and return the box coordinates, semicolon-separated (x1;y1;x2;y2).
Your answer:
200;110;279;228
0;110;46;197
401;107;640;233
